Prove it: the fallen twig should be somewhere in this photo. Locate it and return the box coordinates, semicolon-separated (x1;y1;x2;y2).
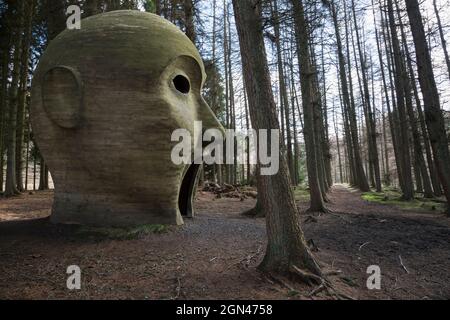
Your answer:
172;276;182;300
359;242;371;251
241;245;262;267
289;264;323;285
308;282;327;297
399;255;409;274
324;269;343;276
328;210;352;224
304;216;318;224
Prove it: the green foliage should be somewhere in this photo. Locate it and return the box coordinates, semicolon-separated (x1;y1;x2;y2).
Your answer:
76;223;169;240
142;0;156;13
287;290;300;297
293;186;310;202
296;143;307;184
361;190;447;213
340;276;358;287
29;143;41;162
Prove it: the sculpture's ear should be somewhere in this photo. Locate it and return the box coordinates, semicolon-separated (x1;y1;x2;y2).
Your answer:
42;66;83;129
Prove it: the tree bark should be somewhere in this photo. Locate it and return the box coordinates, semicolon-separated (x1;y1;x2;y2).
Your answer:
350;0;382;192
270;0;294;183
396;3;434;197
381;4;405;190
387;0;414;200
0;2;15;193
232;0;322;277
405;0;450;213
5;0;25;196
329;0;369;191
291;0;327;212
84;0;101;17
184;0;196;44
46;0;66;41
16;0;35;192
433;0;450;82
155;0;162;15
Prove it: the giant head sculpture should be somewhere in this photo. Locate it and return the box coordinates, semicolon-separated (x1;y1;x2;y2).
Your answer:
31;10;223;227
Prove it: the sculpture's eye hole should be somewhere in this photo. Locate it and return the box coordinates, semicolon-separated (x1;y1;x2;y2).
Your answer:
173;75;190;94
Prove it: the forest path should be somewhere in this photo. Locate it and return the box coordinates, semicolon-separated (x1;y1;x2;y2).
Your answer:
301;184;450;299
0;187;449;299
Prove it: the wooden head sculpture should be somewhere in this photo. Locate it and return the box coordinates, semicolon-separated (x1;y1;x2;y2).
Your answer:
31;11;222;227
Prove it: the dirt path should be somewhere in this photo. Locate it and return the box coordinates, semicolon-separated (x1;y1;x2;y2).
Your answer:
302;185;450;299
0;185;449;299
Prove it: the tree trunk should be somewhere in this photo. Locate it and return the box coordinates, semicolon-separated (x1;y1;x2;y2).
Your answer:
226;6;237;185
350;0;382;192
396;3;434;197
232;0;322;277
0;2;15;193
387;0;414;200
380;4;405;190
310;48;330;197
154;0;161;15
24;123;30;190
38;156;49;190
405;0;450;213
291;0;327;212
330;0;369;191
84;0;101;17
223;0;230;184
373;0;392;185
319;39;333;189
333;102;343;183
184;0;196;44
210;0;222;185
15;0;35;192
270;0;294;183
5;0;25;196
46;0;66;41
243;86;251;184
433;0;450;82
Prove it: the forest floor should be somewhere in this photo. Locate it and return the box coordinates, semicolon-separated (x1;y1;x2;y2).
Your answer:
0;184;449;300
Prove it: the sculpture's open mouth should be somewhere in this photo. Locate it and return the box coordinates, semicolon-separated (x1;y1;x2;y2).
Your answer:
178;162;201;217
178;137;221;218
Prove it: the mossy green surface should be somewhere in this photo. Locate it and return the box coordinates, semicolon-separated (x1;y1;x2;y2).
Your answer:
31;10;223;227
287;290;300;297
76;224;169;240
340;276;358;287
361;189;447;213
293;186;310;202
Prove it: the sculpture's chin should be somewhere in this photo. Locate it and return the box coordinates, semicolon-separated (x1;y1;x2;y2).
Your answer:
178;163;201;218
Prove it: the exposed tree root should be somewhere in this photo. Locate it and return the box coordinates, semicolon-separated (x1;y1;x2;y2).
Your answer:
305;206;331;215
289;264;323;285
327;210;352;224
307;239;320;252
323;196;331;203
263;265;355;300
307;280;355;300
242;206;265;218
324;269;343;276
304;215;318;224
308;282;327;297
3;189;21;197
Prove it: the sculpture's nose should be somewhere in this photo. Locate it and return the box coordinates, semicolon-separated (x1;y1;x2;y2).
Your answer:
196;96;225;134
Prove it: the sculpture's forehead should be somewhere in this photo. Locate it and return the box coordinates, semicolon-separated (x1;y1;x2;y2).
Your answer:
37;11;205;79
